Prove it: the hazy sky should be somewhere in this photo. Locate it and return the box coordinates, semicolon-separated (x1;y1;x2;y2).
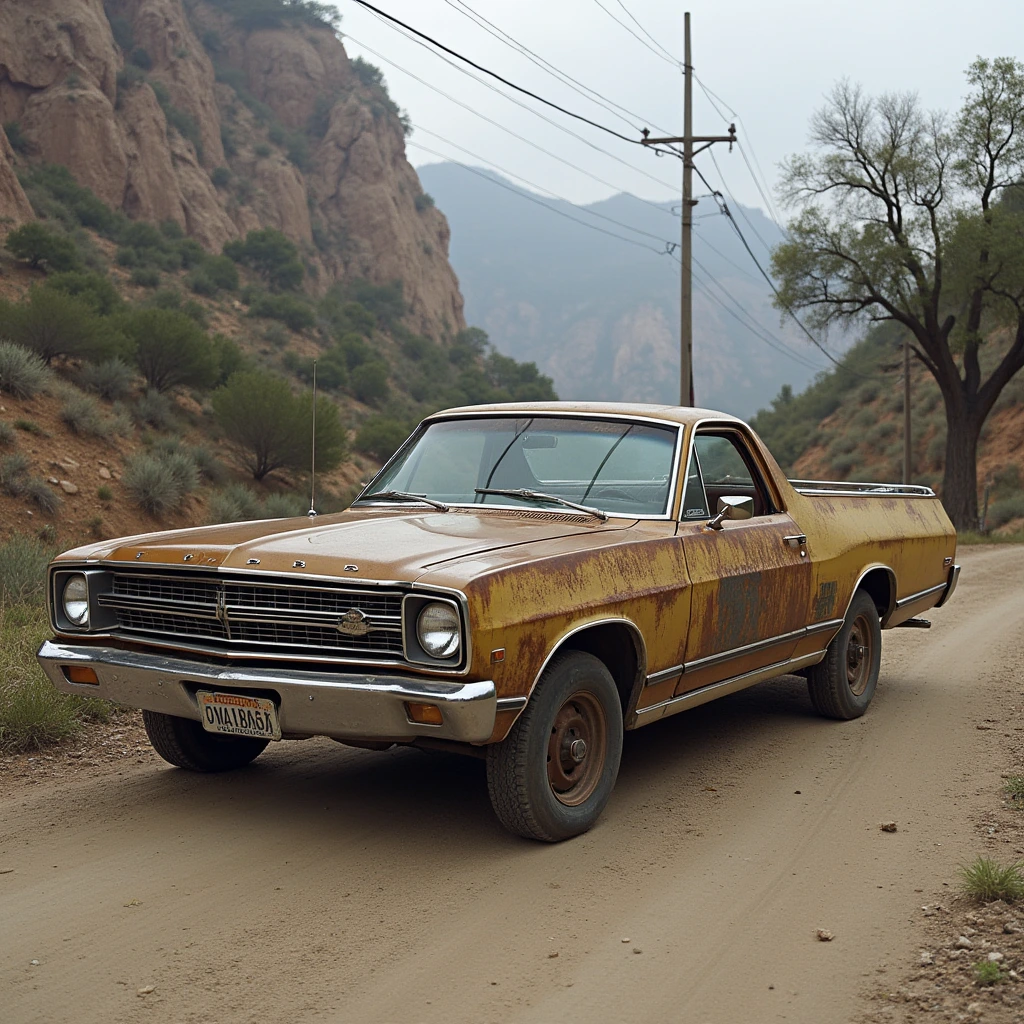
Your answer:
338;0;1023;219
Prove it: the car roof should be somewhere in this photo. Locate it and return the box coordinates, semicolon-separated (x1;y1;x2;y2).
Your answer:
424;401;744;429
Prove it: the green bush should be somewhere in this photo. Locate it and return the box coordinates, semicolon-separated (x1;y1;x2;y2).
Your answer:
204;0;340;31
210;333;247;386
133;388;176;430
5;222;80;271
959;857;1024;903
0;341;51;398
23;477;62;514
213;369;347;480
414;192;435;212
130;266;161;288
0;452;30;496
204;254;239;291
0;534;51;603
121;308;217;391
18;164;123;235
129;46;152;70
187;268;218;296
42;270;122;315
0;287;112;364
224;228;304;291
60;391;110;438
254;142;272;158
14;419;43;435
355;416;408;462
346;279;405;328
207;482;262;523
350;361;389;405
97;484;114;502
77;358;135;402
4;120;28;155
247;292;315;331
988;492;1024;529
0;421;15;447
122;451;192;516
261;492;304;518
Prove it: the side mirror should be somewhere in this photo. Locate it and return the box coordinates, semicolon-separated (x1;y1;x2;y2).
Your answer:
706;494;754;531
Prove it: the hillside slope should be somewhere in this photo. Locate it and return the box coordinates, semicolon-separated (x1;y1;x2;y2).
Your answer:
0;0;462;337
418;162;843;419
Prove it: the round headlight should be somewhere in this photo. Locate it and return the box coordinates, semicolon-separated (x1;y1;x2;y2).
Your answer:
416;602;460;659
62;574;90;627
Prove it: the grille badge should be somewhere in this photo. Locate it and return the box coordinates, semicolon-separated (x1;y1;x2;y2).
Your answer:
338;608;372;637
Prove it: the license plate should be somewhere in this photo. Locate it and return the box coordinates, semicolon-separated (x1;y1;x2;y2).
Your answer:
197;691;281;741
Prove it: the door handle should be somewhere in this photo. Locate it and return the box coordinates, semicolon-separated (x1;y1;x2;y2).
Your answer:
784;534;807;551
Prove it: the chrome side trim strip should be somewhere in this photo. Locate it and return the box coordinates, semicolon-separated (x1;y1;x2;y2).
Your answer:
681;618;844;675
935;564;961;608
895;581;947;609
645;664;683;687
789;479;935;497
496;696;528;712
632;651;826;728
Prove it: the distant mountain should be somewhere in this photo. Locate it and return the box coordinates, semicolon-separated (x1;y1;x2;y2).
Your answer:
419;162;841;419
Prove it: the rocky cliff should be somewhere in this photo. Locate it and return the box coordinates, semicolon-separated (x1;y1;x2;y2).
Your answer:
0;0;464;337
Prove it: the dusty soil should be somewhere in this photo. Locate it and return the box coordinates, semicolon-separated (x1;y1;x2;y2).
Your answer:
2;546;1023;1024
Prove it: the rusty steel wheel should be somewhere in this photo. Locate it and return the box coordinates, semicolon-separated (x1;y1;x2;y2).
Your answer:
486;651;623;842
807;590;882;720
546;690;608;807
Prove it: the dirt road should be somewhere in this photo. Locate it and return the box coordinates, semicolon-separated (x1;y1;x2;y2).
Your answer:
3;546;1022;1024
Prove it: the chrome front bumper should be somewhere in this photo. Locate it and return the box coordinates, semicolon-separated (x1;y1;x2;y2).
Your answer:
37;641;497;744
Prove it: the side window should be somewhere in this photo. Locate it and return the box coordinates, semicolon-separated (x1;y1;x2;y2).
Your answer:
687;432;775;518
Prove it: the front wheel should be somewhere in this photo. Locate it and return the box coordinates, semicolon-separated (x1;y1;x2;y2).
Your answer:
143;710;268;772
806;590;882;720
486;651;623;842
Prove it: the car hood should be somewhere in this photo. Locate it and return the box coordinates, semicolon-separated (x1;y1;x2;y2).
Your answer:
58;507;633;583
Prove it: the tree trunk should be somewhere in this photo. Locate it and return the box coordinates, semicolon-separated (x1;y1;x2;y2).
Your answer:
941;411;982;532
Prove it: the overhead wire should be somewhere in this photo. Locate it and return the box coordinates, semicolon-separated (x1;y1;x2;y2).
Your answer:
611;0;684;65
406;140;673;255
410;124;678;249
440;0;668;135
343;32;678;220
588;0;682;68
355;7;682;194
348;0;646;144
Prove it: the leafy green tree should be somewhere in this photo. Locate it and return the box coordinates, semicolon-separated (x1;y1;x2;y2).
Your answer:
355;416;409;462
42;271;122;315
224;229;304;291
246;291;315;330
350;360;389;405
5;222;79;271
0;287;111;363
213;369;346;480
120;308;217;391
772;58;1024;529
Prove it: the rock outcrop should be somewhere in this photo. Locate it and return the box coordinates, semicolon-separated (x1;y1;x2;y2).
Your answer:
0;0;465;337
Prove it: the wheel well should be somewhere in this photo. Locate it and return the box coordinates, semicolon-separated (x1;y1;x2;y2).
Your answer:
858;567;896;622
560;622;643;716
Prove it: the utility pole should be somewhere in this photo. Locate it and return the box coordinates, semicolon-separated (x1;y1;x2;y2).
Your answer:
903;334;912;484
641;12;735;407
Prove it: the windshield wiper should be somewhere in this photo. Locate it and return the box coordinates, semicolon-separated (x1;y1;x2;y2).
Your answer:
362;489;450;512
474;488;607;521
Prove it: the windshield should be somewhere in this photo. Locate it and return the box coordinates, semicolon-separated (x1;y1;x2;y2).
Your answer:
362;416;679;517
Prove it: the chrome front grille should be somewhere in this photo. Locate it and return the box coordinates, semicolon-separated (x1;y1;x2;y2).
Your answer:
99;571;405;659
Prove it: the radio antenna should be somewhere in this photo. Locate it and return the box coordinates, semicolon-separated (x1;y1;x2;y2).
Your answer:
308;359;318;518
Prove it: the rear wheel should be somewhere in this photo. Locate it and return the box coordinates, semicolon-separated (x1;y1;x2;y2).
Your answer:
807;590;882;720
143;710;268;772
486;651;623;842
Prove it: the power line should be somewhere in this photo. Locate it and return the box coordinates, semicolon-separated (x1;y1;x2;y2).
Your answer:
708;148;774;255
349;0;645;145
410;124;678;248
612;0;683;65
406;140;673;255
344;32;677;220
441;0;666;135
356;8;681;194
588;0;682;68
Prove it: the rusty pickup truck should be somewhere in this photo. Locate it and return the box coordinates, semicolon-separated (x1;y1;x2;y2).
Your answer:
38;403;959;841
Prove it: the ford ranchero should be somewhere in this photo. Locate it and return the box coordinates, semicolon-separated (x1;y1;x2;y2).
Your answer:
38;403;959;841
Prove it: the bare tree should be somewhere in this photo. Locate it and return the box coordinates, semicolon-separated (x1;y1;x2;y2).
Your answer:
772;59;1024;529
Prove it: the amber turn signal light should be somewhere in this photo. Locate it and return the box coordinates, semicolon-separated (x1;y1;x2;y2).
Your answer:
405;702;443;726
63;665;99;685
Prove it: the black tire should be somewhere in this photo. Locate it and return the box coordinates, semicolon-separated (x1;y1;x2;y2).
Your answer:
807;590;882;720
143;710;268;772
486;651;623;842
